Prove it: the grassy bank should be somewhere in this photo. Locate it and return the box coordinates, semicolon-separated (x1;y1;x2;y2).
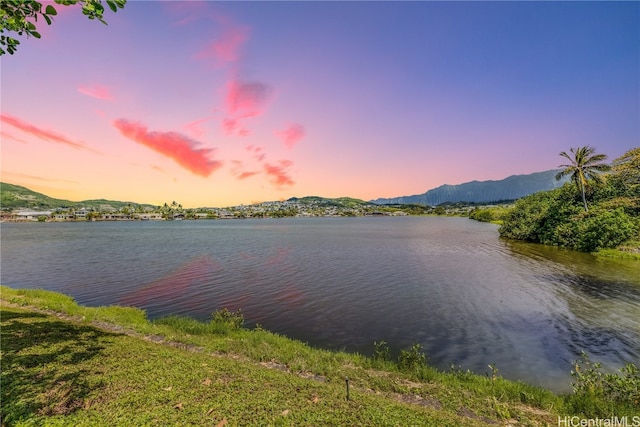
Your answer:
1;286;637;426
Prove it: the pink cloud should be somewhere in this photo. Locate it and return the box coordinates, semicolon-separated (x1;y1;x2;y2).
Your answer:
222;118;249;136
0;113;87;150
238;170;260;180
78;84;114;101
165;1;207;26
196;26;249;65
230;160;260;180
113;119;223;177
264;160;295;187
222;79;272;136
1;130;30;144
246;145;266;161
183;116;215;138
276;124;305;149
225;79;271;118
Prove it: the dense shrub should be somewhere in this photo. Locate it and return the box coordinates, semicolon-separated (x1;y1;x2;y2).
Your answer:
565;352;640;417
499;180;639;252
469;208;494;222
553;208;638;252
499;185;581;244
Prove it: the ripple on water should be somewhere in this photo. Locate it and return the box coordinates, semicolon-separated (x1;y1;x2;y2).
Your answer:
1;217;638;393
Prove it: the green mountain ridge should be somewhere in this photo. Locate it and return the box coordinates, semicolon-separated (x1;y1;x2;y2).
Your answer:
0;183;155;211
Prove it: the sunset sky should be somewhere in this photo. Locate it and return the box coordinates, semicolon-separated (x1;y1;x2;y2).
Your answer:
1;1;638;208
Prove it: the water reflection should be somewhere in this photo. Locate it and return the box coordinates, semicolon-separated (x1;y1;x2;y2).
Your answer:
546;272;640;303
119;255;223;311
504;238;640;376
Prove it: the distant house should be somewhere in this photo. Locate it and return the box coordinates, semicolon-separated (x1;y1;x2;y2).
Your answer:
74;208;90;220
0;212;15;222
53;213;74;221
99;213;133;221
13;210;52;221
134;213;164;221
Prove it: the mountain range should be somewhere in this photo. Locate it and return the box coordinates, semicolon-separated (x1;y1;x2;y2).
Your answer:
371;169;567;206
1;169;567;210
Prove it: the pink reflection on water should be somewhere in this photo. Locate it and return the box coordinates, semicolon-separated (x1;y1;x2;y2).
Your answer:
266;247;290;266
275;284;305;309
120;255;222;306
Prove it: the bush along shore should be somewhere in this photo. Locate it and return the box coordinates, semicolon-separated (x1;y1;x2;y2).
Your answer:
472;147;640;259
1;286;638;426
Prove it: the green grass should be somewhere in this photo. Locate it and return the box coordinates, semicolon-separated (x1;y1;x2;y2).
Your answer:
594;240;640;260
594;248;640;260
2;285;636;426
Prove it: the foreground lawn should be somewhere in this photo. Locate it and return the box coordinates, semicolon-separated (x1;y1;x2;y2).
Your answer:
0;306;500;426
3;285;633;426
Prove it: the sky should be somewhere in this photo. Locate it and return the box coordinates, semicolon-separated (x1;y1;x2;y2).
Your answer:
1;1;638;208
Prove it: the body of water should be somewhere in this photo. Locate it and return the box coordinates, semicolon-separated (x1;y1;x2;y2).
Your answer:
2;216;639;392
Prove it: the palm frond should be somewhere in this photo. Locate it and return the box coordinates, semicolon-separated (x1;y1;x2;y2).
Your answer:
583;155;609;166
558;151;573;162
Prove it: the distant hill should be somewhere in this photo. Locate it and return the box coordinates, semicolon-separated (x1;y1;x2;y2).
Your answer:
0;183;156;211
371;170;568;206
287;196;371;208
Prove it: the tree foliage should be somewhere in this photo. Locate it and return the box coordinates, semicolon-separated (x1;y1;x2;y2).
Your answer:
0;0;126;55
611;147;640;191
501;148;640;252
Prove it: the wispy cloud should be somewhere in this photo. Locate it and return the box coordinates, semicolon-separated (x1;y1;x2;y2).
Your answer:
183;116;215;139
1;130;30;144
276;124;305;149
196;25;249;65
222;78;272;136
0;113;88;150
225;79;271;118
0;171;76;184
113;119;223;177
230;160;260;180
163;1;208;26
222;118;250;137
78;84;114;101
246;145;266;162
264;160;295;187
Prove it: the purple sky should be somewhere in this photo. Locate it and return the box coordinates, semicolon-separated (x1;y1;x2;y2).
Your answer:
1;1;638;207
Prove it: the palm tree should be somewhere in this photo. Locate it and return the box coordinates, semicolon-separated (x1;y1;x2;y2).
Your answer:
555;146;610;211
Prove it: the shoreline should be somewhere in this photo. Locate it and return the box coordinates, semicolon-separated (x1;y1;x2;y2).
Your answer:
2;285;638;425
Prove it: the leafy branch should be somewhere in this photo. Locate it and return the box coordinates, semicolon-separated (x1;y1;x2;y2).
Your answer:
0;0;126;55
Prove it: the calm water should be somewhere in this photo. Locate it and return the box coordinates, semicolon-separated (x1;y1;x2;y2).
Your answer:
2;217;639;392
